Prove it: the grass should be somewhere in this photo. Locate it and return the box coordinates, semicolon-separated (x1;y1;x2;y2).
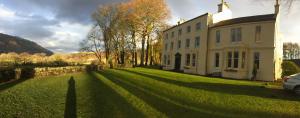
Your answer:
0;68;299;118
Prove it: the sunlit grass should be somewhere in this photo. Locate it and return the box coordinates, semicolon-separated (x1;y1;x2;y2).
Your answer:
0;68;299;118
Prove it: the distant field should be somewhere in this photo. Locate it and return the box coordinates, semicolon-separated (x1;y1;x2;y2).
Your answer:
0;68;300;118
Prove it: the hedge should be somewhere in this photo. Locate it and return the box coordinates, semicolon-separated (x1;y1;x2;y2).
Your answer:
282;61;300;77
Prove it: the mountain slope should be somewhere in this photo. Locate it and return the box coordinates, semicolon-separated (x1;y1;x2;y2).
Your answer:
0;33;53;55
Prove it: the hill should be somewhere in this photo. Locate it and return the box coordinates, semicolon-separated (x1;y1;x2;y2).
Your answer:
0;33;53;55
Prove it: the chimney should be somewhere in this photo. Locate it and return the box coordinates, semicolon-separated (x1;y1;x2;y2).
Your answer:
275;0;280;14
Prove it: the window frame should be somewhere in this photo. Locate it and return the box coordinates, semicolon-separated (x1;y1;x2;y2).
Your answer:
186;54;191;66
227;52;232;68
215;53;220;68
233;51;239;68
186;38;190;48
187;26;191;33
216;30;221;44
177;40;181;49
196;22;201;30
195;36;200;48
254;52;260;69
192;54;196;67
255;26;261;42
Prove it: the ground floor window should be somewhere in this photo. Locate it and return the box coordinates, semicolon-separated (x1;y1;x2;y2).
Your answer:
233;51;239;68
215;53;220;67
254;52;260;69
163;55;167;65
192;54;196;67
186;54;190;66
227;52;232;68
167;55;170;65
242;52;246;68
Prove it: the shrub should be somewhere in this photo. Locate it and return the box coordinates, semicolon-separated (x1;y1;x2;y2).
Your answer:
282;61;300;77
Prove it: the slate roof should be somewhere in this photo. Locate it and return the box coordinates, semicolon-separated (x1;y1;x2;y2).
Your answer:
211;14;276;28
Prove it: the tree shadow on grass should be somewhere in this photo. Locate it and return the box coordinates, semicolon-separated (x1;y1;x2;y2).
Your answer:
121;69;300;102
104;70;300;118
64;76;77;118
0;79;27;92
85;72;144;118
97;71;222;118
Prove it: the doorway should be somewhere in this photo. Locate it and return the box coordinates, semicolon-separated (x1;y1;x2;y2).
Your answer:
174;53;181;71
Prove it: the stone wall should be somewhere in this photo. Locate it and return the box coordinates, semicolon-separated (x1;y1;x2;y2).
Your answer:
0;66;87;83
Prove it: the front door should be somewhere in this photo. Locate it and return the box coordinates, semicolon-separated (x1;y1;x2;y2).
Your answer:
174;53;181;71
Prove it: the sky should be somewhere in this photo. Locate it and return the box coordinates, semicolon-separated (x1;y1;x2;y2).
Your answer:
0;0;299;53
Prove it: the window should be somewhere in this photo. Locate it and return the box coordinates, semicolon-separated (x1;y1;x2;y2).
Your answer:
187;26;191;33
254;52;260;69
170;42;174;50
192;54;196;67
186;54;190;66
167;55;171;65
216;30;220;44
255;26;261;42
237;28;242;41
195;37;200;48
231;28;242;42
196;22;201;30
171;31;174;38
215;53;220;67
231;29;236;42
186;39;190;48
242;52;246;68
233;51;239;68
165;33;168;40
163;55;167;65
165;43;168;51
177;40;181;49
227;52;232;68
178;29;182;36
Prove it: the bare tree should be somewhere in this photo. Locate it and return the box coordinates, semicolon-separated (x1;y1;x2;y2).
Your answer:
80;26;104;64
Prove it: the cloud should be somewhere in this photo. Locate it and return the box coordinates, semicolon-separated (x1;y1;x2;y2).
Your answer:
39;22;92;53
2;0;127;23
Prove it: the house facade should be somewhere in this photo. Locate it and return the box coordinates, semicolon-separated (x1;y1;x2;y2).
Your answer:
162;0;283;81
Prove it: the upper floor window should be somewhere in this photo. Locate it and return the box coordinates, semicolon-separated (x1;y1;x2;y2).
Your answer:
215;53;220;67
165;43;168;51
171;31;175;38
192;54;196;67
165;33;168;40
216;30;221;44
231;28;242;42
186;38;190;48
254;52;260;69
170;42;174;50
196;22;201;30
195;36;200;48
255;26;261;42
187;26;191;33
186;54;191;66
178;29;182;36
177;40;181;49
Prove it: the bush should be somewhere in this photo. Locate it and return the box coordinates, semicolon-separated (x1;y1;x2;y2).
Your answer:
282;61;300;77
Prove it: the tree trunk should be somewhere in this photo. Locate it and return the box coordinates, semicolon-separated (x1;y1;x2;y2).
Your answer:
145;35;150;66
150;41;154;66
140;34;146;66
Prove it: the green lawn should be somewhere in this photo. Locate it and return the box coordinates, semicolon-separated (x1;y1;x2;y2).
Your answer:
0;68;300;118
